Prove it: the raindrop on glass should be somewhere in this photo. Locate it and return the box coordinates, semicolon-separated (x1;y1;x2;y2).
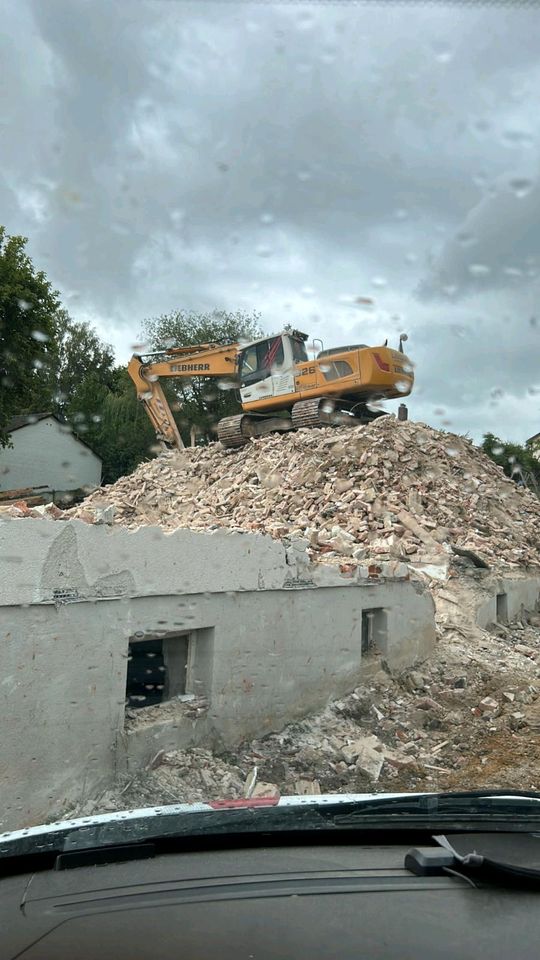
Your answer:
468;263;490;277
509;177;533;198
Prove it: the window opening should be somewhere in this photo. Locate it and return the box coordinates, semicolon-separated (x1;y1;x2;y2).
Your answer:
126;634;189;709
361;608;387;655
496;593;508;624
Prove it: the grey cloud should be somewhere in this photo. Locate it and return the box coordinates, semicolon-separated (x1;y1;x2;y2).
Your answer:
2;0;540;442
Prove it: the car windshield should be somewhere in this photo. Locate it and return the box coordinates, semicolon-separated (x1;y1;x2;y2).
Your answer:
1;0;540;846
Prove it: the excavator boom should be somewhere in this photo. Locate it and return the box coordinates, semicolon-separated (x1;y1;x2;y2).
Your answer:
128;342;238;448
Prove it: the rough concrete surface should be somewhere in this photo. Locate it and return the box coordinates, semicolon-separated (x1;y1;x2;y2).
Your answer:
0;520;435;831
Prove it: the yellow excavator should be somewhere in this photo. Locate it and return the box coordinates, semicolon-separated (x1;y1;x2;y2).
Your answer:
127;327;414;449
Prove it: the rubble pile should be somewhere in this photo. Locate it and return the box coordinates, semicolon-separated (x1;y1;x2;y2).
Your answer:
58;417;540;572
72;608;540;816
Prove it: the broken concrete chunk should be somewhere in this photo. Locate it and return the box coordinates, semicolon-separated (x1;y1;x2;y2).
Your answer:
334;478;354;495
478;696;499;713
341;735;384;765
515;644;537;659
251;781;280;799
355;744;385;782
243;766;258;798
294;778;321;795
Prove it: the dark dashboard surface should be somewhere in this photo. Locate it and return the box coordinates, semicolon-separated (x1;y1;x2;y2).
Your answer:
2;840;539;958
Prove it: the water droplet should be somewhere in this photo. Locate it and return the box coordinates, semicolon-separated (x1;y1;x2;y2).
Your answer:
17;298;31;311
297;169;312;182
371;276;387;288
446;446;459;457
394;208;408;220
456;231;477;246
472;118;490;135
432;41;453;63
301;286;315;297
433;407;446;416
504;266;523;277
31;329;49;342
366;399;385;413
502;129;533;147
260;212;274;225
395;380;409;394
468;263;490;277
509;177;533;198
297;9;315;29
319;363;331;373
493;445;503;455
255;244;272;257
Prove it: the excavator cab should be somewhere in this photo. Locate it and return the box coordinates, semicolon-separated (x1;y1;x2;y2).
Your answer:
237;331;309;403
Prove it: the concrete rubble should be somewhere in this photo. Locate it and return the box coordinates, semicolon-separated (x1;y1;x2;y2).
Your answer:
4;414;540;814
6;416;540;574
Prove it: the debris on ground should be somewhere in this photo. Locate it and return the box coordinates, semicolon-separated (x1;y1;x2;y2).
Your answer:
69;607;540;817
7;417;540;573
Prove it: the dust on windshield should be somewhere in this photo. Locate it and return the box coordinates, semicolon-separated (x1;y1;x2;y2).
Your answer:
1;0;540;834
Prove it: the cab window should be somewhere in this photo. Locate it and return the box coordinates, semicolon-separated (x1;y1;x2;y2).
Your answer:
291;338;308;362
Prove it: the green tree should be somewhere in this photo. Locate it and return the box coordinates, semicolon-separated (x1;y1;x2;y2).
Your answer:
51;312;116;412
482;433;540;495
140;309;263;444
67;367;158;484
0;227;62;444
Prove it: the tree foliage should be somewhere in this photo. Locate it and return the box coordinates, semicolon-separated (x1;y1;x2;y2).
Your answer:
67;368;157;484
482;432;540;495
140;309;263;444
0;228;62;445
51;312;116;412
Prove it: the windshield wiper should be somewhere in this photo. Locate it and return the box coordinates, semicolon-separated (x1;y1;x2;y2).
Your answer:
330;790;540;825
1;791;540;879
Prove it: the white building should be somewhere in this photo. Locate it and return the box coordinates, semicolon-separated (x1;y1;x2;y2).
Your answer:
0;413;102;496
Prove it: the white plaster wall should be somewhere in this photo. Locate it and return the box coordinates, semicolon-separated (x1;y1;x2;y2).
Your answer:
0;417;101;492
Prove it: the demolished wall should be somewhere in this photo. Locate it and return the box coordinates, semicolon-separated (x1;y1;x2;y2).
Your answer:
0;519;435;831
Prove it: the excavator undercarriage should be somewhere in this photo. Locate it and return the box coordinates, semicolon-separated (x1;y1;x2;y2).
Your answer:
217;397;387;449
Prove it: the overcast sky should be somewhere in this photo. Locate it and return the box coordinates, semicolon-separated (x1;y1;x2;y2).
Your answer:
2;0;540;442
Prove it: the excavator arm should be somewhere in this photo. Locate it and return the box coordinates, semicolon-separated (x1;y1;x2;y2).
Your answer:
128;342;239;449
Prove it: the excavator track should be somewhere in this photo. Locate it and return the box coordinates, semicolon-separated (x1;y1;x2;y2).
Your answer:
219;399;389;449
291;398;335;430
217;414;250;449
291;397;385;431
